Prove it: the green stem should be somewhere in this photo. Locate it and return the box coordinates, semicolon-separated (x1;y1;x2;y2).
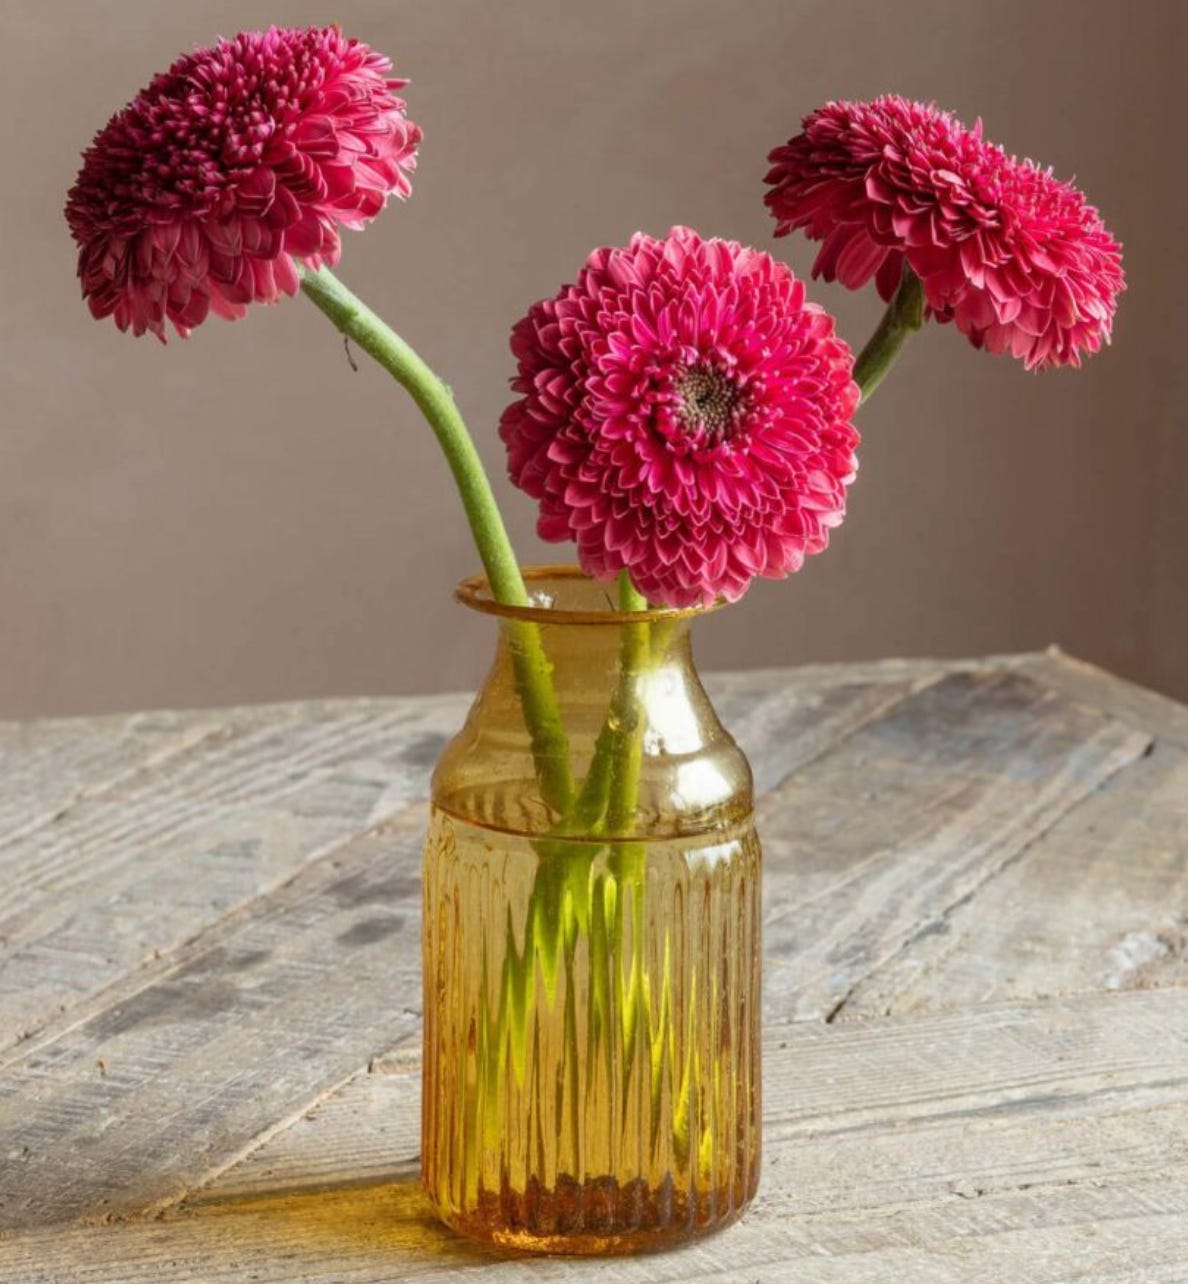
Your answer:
299;265;524;603
604;573;651;1092
853;263;925;404
501;621;575;814
521;572;652;998
298;264;573;812
606;573;649;834
555;572;650;836
616;568;649;615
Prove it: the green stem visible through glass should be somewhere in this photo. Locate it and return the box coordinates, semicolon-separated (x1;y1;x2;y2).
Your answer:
853;263;925;403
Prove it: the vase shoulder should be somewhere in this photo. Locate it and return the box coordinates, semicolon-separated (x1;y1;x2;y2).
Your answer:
431;600;752;839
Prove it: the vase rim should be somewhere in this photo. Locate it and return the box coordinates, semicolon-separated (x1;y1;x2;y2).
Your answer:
454;564;724;625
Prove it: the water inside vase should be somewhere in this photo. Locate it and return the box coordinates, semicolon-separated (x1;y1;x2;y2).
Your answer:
421;806;762;1254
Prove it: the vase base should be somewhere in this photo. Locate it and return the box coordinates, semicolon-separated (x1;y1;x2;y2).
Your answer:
430;1170;759;1256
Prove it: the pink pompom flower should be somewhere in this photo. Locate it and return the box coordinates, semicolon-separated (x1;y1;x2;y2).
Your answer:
500;226;860;608
764;96;1124;370
65;25;420;340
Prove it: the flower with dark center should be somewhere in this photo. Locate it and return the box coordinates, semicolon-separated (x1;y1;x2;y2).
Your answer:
500;226;860;607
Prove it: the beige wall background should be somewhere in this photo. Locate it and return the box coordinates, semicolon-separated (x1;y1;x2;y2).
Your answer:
2;0;1185;719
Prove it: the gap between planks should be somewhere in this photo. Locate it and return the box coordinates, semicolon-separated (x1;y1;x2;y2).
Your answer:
0;666;926;1059
3;988;1186;1283
0;667;942;1229
758;668;1152;1022
0;668;1155;1235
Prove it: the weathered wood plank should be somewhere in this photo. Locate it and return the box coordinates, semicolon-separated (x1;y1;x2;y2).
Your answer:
200;987;1188;1209
0;810;429;1230
0;654;1181;1281
0;697;457;923
0;673;918;1055
7;1179;1187;1283
186;1051;421;1201
0;695;469;1052
758;669;1152;1020
1019;647;1188;749
0;657;935;871
0;665;1153;1232
3;989;1186;1282
839;741;1188;1017
0;707;218;850
710;674;925;793
0;670;929;1225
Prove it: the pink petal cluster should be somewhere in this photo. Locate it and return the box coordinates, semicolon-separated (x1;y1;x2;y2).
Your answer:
500;227;860;607
765;96;1124;369
65;26;420;339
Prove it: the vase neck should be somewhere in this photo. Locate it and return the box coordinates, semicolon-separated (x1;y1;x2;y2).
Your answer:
433;581;751;839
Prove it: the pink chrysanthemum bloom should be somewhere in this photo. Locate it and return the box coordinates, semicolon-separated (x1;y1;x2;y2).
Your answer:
65;25;420;340
500;226;860;607
764;96;1124;369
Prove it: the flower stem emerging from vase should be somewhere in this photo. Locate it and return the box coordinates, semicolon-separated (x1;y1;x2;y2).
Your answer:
298;264;574;811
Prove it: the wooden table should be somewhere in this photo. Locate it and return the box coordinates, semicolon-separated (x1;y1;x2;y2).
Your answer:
1;650;1186;1282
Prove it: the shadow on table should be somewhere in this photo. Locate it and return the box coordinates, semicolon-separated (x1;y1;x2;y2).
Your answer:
177;1171;500;1272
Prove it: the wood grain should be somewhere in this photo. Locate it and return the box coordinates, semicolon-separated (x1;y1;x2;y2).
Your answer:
839;740;1188;1017
1021;647;1188;749
0;653;1185;1283
0;671;916;1055
0;707;215;851
0;813;426;1230
710;672;924;793
0;695;467;1050
758;669;1151;1020
3;990;1185;1282
0;671;923;1229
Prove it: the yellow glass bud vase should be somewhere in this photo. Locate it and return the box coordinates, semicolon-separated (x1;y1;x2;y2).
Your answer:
422;566;761;1254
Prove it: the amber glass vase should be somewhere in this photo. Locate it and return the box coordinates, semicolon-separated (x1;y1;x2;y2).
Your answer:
422;566;761;1254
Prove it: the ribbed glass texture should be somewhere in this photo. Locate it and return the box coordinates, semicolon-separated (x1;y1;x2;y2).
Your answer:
422;568;761;1254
